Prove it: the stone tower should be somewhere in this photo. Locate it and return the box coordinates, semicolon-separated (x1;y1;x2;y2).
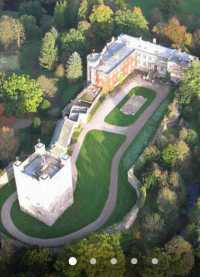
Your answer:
13;140;75;226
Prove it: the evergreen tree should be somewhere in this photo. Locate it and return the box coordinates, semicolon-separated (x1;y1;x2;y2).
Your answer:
39;27;58;70
54;0;68;30
78;0;89;20
66;52;83;82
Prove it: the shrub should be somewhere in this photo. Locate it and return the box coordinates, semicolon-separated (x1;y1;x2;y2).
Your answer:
32;117;41;129
40;99;51;110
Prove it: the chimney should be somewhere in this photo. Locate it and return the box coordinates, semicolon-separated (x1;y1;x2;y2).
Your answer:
153;38;157;44
34;139;46;155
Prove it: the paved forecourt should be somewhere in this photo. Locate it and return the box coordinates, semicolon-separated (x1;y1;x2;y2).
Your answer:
1;76;170;247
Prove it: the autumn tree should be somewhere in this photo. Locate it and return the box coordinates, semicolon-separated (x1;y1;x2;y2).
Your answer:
177;61;200;105
157;187;178;214
153;17;192;49
162;141;189;167
39;27;58;70
0;16;25;51
55;233;126;277
66;52;83;83
0;127;18;163
2;74;43;116
114;7;149;37
89;4;114;42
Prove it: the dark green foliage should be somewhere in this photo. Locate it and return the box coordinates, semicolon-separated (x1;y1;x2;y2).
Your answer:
114;7;149;37
19;0;45;22
55;233;126;277
89;4;114;42
20;15;41;40
32;116;41;129
60;28;87;55
177;61;200;105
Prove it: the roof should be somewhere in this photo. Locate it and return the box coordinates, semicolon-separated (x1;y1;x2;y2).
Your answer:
50;117;75;149
24;154;62;180
119;34;196;65
87;34;196;74
97;40;135;74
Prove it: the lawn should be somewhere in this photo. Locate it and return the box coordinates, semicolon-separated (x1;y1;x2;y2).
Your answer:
105;87;156;127
128;0;200;18
105;90;174;226
10;130;125;238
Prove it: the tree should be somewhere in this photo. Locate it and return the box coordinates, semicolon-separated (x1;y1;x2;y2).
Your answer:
20;15;41;40
66;52;83;82
78;0;89;20
60;28;87;55
114;7;149;37
159;0;181;17
54;0;68;30
0;127;18;163
162;141;189;167
37;75;58;98
54;0;80;29
157;187;178;214
21;248;53;275
134;248;172;277
39;27;58;70
165;236;194;275
179;127;199;146
2;74;43;116
19;0;45;22
192;28;200;54
0;16;25;51
153;17;192;49
55;233;126;277
177;61;200;105
89;4;114;42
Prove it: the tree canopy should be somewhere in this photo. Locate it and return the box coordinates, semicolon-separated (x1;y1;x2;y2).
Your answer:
2;74;43;116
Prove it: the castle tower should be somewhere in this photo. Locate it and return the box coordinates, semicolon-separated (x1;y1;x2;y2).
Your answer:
13;140;74;226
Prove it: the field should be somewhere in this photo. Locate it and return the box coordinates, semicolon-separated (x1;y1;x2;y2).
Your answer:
105;87;156;126
10;130;125;238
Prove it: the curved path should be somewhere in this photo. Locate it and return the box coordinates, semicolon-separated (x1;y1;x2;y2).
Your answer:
1;77;170;247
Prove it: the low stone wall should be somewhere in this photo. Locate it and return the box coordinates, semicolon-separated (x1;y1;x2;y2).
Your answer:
0;164;14;188
105;167;140;233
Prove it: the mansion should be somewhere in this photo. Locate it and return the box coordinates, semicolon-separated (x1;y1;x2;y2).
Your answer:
13;35;197;226
87;34;197;92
